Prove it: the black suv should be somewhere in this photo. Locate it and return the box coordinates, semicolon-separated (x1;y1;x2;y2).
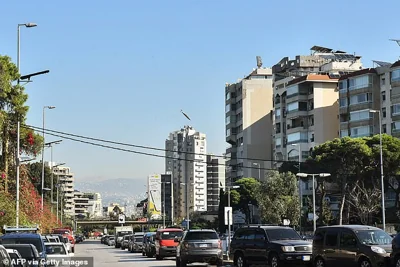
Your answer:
229;225;312;267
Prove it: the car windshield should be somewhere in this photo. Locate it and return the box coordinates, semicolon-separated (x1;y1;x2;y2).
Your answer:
355;230;392;245
266;229;301;241
117;231;132;237
185;231;218;240
161;231;183;240
1;238;43;252
135;237;143;242
46;244;67;255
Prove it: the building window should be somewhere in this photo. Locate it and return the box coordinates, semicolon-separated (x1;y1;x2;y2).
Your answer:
392;104;400;116
339;98;348;107
382;77;386;85
382;91;386;101
287;132;308;144
392;122;400;133
275;138;282;148
286;85;299;98
382;107;387;118
225;104;231;113
391;69;400;82
383;124;387;133
275;108;281;119
350;126;373;138
349;93;371;105
339;80;347;93
349;110;372;122
349;75;370;90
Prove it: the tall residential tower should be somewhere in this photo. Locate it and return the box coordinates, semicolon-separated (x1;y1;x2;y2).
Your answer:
165;126;207;221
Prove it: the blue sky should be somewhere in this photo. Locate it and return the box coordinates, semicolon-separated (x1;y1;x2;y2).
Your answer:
1;0;399;183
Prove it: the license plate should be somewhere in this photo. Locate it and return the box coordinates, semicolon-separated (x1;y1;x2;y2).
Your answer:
199;244;208;248
302;256;311;261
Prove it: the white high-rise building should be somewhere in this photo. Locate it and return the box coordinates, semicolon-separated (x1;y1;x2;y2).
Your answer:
52;164;75;218
165;126;207;221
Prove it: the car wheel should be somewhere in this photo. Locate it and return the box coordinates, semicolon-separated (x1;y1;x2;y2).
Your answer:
234;253;246;267
179;259;187;267
156;254;163;260
176;258;181;267
314;257;325;267
216;259;223;266
269;253;280;267
396;257;400;267
359;258;371;267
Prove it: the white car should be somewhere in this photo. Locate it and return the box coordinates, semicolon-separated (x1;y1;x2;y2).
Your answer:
44;242;73;266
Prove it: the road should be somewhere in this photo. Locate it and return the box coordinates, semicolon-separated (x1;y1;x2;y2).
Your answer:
73;239;198;267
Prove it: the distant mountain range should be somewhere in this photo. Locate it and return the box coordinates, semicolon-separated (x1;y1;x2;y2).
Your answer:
75;178;148;216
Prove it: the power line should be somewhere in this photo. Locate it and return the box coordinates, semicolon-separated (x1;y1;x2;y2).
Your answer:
23;125;280;171
25;124;290;164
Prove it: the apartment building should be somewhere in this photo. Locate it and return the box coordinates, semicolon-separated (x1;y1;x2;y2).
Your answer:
225;63;274;181
84;192;103;218
73;190;90;217
272;46;364;164
53;165;75;218
206;155;226;212
165;126;207;221
338;60;400;208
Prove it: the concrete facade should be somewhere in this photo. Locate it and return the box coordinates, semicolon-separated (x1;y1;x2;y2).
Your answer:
206;155;226;212
165;127;207;221
225;67;274;181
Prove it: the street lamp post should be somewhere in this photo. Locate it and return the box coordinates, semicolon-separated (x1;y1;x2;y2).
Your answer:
252;163;261;180
370;109;385;231
180;182;194;230
16;22;37;227
289;144;302;233
224;184;239;256
45;140;62;213
41;106;56;210
296;173;331;232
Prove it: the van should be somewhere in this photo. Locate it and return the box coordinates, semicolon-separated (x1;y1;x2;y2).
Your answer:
155;228;183;260
313;225;392;267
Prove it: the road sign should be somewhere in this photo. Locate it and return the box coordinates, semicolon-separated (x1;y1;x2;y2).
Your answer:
224;207;233;226
118;214;125;224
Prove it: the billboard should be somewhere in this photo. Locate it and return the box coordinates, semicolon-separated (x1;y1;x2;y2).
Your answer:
147;174;162;219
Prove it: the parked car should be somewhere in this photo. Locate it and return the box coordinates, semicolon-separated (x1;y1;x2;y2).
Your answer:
176;229;223;267
314;225;392;267
155;228;183;260
229;225;312;267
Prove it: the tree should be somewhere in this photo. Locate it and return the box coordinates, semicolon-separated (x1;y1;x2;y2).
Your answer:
308;137;371;225
347;180;381;225
0;55;43;193
364;134;400;209
233;178;260;223
257;171;300;225
25;162;52;199
320;199;333;226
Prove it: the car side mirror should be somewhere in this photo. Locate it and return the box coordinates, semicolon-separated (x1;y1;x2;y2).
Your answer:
302;236;307;240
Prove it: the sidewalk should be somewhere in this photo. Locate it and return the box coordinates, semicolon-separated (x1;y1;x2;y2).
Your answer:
223;254;233;266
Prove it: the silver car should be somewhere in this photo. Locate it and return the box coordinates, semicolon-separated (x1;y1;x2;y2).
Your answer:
176;229;223;267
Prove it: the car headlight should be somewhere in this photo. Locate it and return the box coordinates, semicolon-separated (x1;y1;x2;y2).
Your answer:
282;246;295;252
371;246;386;254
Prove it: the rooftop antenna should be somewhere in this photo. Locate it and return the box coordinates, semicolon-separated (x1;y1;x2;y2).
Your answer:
256;56;262;68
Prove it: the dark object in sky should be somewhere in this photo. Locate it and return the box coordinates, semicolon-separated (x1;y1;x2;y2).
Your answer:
181;109;191;121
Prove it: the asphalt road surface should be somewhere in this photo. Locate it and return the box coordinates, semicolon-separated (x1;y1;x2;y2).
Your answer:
74;239;209;267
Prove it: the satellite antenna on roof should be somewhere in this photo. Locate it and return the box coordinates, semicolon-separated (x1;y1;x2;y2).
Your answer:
390;39;400;46
256;56;262;68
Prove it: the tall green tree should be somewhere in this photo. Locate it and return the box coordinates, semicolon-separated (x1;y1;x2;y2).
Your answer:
233;178;260;223
257;171;300;225
0;55;43;193
364;134;400;208
308;137;371;225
